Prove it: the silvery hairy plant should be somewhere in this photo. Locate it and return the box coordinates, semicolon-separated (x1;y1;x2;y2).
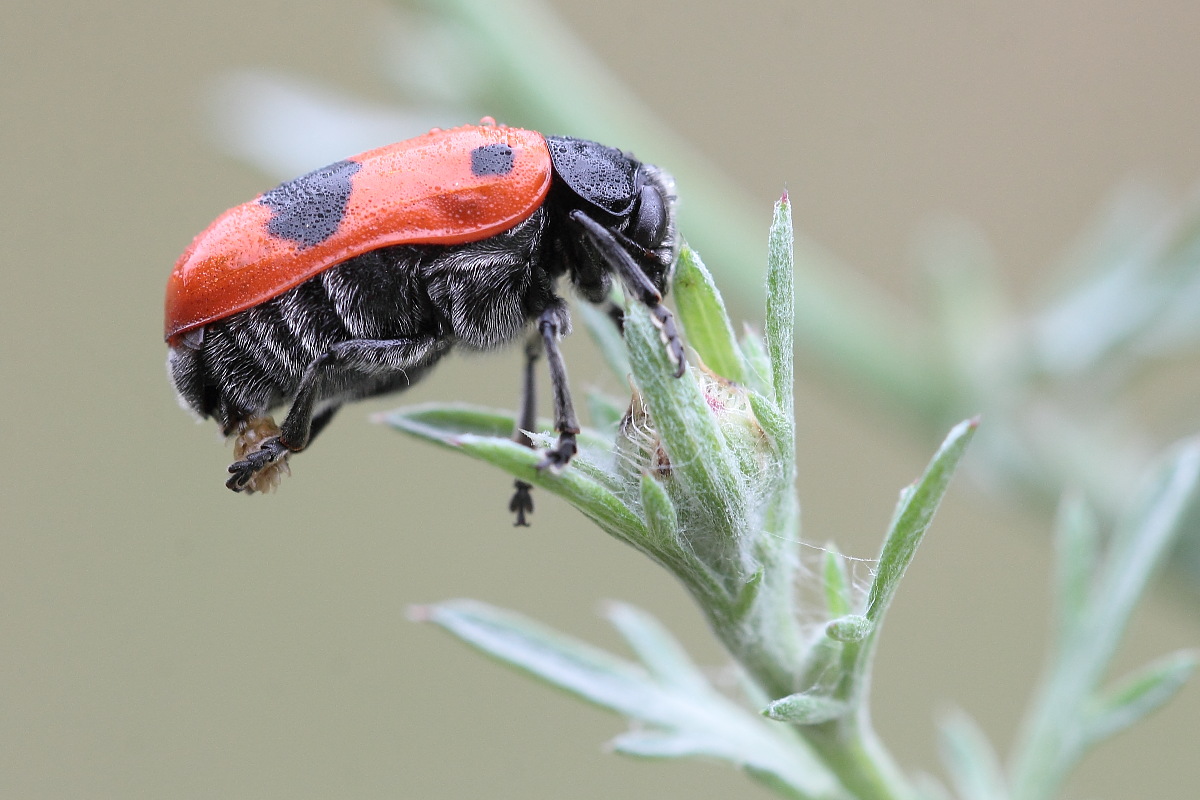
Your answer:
381;197;1199;799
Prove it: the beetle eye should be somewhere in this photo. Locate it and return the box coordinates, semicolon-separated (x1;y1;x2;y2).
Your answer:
628;184;668;249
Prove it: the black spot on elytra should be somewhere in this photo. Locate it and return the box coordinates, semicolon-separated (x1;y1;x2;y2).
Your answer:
259;160;362;248
470;144;514;176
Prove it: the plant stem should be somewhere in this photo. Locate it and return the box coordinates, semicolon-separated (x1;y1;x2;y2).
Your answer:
707;598;914;800
804;716;915;800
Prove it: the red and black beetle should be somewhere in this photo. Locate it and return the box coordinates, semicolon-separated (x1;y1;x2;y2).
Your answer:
166;121;683;524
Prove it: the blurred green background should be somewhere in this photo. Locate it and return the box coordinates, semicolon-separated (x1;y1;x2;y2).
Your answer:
4;1;1199;797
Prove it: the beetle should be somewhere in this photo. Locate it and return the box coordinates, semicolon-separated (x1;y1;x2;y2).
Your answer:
165;121;683;524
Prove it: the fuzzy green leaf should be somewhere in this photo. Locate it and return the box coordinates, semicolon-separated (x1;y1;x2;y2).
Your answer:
1010;439;1200;799
1084;650;1198;747
604;602;710;694
867;418;978;624
822;546;853;619
639;471;680;552
672;245;748;384
420;599;841;800
731;569;765;622
378;402;613;456
747;389;792;462
739;325;775;397
608;729;715;758
765;194;795;420
1090;440;1200;659
414;599;673;724
376;402;516;440
381;404;643;537
380;401;624;488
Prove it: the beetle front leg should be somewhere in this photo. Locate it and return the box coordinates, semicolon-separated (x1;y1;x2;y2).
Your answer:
568;210;685;377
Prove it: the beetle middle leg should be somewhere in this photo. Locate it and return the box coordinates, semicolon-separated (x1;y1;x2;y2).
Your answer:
534;298;581;471
505;298;584;524
227;335;442;492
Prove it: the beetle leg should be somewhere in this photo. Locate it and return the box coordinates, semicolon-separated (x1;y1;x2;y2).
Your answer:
509;330;541;526
568;210;685;377
226;336;441;492
512;329;541;449
534;298;581;473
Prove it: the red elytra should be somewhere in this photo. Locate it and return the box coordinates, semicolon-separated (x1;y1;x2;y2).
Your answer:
164;124;553;343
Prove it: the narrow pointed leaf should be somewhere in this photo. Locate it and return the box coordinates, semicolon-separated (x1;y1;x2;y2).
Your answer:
765;195;795;420
938;709;1008;800
378;402;613;455
731;569;764;622
609;729;717;758
639;471;679;551
604;602;711;694
1011;440;1200;799
739;325;775;397
867;418;978;624
377;402;516;440
1084;650;1198;746
416;599;675;724
672;245;748;384
747;389;792;461
421;603;841;799
822;546;853;619
1090;440;1200;658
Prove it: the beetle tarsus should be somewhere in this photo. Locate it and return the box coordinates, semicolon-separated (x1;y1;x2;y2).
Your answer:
650;304;686;378
226;436;289;492
510;480;534;527
535;432;578;473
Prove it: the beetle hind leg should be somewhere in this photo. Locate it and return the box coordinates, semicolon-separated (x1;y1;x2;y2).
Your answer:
225;406;341;493
505;299;584;525
227;421;291;493
226;336;442;493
